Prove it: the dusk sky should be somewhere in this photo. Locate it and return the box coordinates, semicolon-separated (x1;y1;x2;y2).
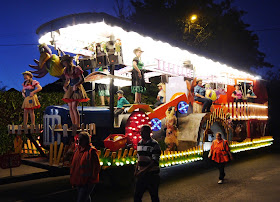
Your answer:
0;0;279;91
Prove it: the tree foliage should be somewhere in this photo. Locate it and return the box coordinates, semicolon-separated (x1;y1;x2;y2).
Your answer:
113;0;132;20
129;0;272;71
0;81;7;92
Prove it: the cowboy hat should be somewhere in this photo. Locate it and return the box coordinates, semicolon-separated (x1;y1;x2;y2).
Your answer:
196;78;202;84
21;71;33;78
133;47;144;55
116;90;124;94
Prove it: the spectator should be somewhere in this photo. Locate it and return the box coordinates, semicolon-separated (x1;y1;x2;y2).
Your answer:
134;125;161;202
70;132;100;202
208;132;233;184
194;79;212;112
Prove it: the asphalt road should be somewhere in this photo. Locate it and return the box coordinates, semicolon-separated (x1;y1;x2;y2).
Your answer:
0;146;279;202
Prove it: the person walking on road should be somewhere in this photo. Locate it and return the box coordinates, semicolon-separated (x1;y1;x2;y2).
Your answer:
208;132;233;184
134;125;161;202
70;132;100;202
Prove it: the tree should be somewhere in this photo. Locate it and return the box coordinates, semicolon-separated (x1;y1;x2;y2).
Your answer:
129;0;272;71
113;0;132;20
0;81;7;92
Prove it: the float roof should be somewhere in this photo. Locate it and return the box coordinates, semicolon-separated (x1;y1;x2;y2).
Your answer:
37;12;260;82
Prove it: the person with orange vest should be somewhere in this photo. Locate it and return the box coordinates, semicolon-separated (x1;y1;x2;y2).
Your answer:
70;132;100;202
208;132;233;184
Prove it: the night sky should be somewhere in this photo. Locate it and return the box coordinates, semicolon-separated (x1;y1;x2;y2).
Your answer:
0;0;279;91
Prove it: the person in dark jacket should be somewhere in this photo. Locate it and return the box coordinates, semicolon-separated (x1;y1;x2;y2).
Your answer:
70;132;100;202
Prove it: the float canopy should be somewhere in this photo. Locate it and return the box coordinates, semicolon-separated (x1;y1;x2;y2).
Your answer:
37;12;261;85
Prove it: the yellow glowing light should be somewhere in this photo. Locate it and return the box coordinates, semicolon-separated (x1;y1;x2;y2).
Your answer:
190;14;197;21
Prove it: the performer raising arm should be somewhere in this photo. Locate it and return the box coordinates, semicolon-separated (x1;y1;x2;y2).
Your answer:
61;55;89;128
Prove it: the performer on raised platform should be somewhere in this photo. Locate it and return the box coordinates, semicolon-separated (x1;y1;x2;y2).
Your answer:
154;83;166;108
231;84;243;103
97;66;110;106
246;84;257;103
61;55;89;127
194;79;212;113
22;71;42;125
114;90;130;126
132;47;146;104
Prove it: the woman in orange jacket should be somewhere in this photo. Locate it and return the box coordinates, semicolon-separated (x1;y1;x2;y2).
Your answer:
208;132;233;184
70;132;100;202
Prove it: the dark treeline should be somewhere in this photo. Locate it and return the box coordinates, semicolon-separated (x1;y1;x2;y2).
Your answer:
114;0;273;72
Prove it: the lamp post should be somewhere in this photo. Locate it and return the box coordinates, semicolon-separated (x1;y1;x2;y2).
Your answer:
188;14;198;33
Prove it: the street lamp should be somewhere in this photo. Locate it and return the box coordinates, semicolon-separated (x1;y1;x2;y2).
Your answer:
186;14;198;33
190;14;197;22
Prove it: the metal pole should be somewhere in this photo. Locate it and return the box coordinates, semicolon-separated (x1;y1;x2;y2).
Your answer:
109;65;115;128
9;158;12;177
81;103;84;124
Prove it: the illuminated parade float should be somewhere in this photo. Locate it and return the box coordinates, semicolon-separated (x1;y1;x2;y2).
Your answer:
8;13;272;170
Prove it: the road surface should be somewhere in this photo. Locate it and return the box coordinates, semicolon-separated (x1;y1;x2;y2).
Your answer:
0;147;279;202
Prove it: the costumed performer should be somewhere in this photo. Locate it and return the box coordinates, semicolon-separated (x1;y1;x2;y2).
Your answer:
97;66;110;106
246;84;257;103
132;47;146;104
231;84;243;103
154;83;166;108
22;71;42;125
205;83;217;101
114;90;130;126
61;55;89;127
165;106;179;151
194;79;212;112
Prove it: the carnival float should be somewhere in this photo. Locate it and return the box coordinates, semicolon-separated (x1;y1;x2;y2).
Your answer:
7;13;272;172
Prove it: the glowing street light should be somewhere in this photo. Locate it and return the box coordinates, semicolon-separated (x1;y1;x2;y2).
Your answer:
190;14;197;22
186;14;198;33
